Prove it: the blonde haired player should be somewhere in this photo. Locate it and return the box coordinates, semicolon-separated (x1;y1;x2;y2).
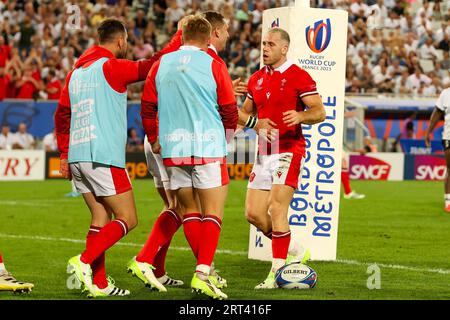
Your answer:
239;27;326;289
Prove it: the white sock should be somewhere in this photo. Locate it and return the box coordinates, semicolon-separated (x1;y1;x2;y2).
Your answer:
445;194;450;207
196;264;211;280
157;274;168;282
271;258;285;274
0;263;6;273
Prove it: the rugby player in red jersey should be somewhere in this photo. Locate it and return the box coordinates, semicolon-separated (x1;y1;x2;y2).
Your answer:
129;12;247;292
238;28;326;289
55;19;183;298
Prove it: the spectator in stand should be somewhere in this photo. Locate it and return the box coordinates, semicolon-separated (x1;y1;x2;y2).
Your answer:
153;0;168;28
0;0;447;97
419;37;439;60
435;21;450;44
15;61;44;99
235;2;250;26
0;35;11;68
61;48;77;75
18;16;35;56
165;0;185;34
387;58;405;78
437;31;449;52
43;128;58;152
91;7;108;27
133;37;154;60
126;127;144;152
45;69;62;100
12;122;35;150
0;67;6;101
408;67;432;91
231;42;249;69
401;112;417;139
395;69;413;94
0;125;14;150
135;8;148;32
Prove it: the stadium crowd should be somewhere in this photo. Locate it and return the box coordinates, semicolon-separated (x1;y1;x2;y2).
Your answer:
0;0;448;103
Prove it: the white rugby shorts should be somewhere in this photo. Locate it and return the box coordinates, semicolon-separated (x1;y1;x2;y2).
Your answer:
167;161;229;190
247;152;304;190
70;162;132;197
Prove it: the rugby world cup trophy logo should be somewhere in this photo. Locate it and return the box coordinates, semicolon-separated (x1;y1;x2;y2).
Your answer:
305;19;332;53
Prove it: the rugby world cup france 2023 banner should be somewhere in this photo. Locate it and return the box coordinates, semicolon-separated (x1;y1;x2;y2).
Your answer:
248;3;348;261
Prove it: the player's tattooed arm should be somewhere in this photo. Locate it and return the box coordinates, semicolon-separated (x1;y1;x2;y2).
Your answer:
283;94;326;127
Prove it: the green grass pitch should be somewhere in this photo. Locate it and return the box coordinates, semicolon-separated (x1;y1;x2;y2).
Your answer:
0;179;449;300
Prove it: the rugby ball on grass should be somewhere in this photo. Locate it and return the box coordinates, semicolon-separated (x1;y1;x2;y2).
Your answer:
275;263;317;289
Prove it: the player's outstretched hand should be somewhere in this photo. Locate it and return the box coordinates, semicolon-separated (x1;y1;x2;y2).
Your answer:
255;118;277;142
283;110;304;127
232;77;248;96
60;158;72;180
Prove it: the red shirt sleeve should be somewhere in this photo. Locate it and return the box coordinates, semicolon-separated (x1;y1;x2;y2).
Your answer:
140;60;160;144
102;58;151;93
297;69;318;98
54;70;73;159
212;60;238;139
246;73;257;101
102;31;183;93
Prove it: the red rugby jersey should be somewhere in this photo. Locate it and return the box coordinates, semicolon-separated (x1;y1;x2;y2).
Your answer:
247;60;318;155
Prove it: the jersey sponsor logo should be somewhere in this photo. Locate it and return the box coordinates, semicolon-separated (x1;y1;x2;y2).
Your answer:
414;156;446;180
350;156;391;180
305;19;332;53
266;92;271;99
276;170;283;178
70;78;99;95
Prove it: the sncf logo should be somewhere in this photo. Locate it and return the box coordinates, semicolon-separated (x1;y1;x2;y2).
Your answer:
271;18;280;28
415;156;446;180
350;157;391;180
305;19;332;53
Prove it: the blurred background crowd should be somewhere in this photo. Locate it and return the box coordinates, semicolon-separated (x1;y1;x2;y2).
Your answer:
0;0;449;102
0;0;448;150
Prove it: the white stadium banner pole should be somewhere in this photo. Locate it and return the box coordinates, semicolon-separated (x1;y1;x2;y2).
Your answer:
248;3;348;261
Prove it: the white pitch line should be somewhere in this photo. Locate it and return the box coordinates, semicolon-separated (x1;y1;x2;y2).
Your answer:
0;233;248;256
0;233;449;275
0;199;161;206
335;259;450;275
